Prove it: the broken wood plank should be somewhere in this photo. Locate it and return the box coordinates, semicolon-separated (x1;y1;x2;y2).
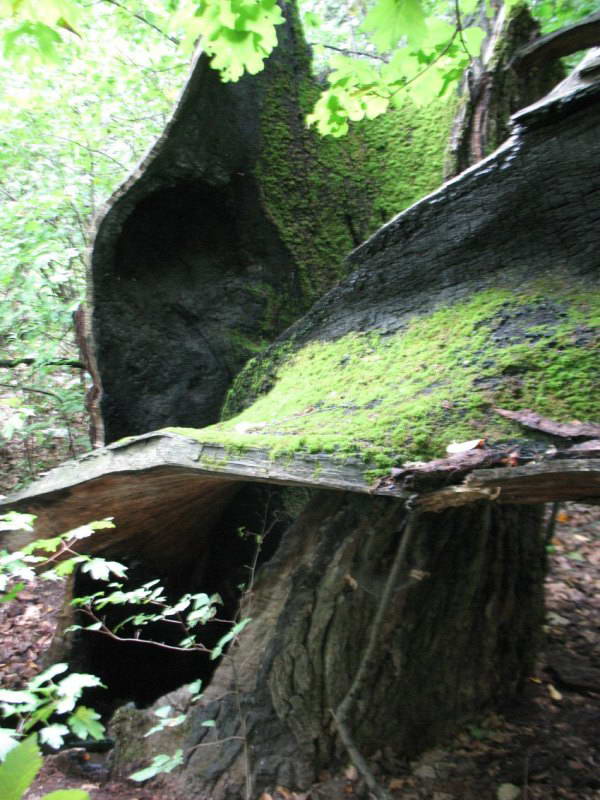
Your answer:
0;431;409;558
493;408;600;439
416;459;600;512
548;440;600;458
3;432;600;546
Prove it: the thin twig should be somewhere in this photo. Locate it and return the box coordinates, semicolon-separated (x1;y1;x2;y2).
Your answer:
185;735;245;754
0;358;85;369
54;135;130;171
231;655;253;800
101;0;179;45
331;708;390;799
545;501;561;546
78;611;211;654
312;42;388;62
454;0;473;58
0;382;64;402
332;511;423;800
337;511;420;720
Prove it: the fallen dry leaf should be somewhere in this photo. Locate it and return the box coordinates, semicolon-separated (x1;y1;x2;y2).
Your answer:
388;777;405;790
446;438;486;454
547;683;562;701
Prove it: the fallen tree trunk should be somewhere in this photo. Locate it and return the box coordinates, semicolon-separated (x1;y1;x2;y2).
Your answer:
4;431;600;552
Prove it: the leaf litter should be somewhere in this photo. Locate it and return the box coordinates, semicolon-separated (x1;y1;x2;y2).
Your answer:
0;503;598;799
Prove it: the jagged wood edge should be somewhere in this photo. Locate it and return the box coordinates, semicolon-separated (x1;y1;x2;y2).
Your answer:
3;433;600;524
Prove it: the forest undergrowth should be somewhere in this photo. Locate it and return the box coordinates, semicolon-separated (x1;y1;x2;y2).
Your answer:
1;419;598;800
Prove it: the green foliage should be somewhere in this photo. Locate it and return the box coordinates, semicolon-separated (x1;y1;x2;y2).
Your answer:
0;660;104;752
362;0;427;50
172;0;285;79
0;735;42;799
0;517;117;598
129;749;184;782
0;0;81;65
530;0;597;32
1;0;594;146
0;735;89;800
306;0;485;136
0;1;186;490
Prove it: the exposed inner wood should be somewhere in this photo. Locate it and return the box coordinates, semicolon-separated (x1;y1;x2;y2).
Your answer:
3;432;600;556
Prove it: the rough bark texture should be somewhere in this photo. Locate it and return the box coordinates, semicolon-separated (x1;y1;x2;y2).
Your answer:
90;19;308;442
447;3;564;176
89;1;454;444
512;10;600;73
227;50;600;395
110;493;545;799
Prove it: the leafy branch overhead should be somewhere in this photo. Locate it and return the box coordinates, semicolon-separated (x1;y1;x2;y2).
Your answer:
307;0;486;136
1;0;597;137
0;0;486;135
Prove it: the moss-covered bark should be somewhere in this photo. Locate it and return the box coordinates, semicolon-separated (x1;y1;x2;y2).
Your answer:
174;281;600;475
90;0;453;443
168;59;600;477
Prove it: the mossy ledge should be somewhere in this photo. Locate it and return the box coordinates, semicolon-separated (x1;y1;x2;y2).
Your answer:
168;280;600;477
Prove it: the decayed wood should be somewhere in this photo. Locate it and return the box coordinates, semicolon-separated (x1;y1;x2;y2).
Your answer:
383;446;526;493
551;440;600;458
416;459;600;512
511;12;600;73
4;430;384;504
494;408;600;439
3;431;600;546
0;432;408;559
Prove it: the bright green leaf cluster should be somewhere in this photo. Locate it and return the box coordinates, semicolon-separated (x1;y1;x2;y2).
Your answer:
0;516;117;601
172;0;285;81
0;735;89;800
362;0;427;50
306;0;485;136
0;0;81;65
0;662;104;756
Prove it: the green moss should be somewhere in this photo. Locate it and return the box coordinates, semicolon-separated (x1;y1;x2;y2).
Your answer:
212;9;456;385
256;19;455;306
168;281;600;475
353;96;458;229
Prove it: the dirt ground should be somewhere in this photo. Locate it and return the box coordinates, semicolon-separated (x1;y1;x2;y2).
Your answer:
1;503;598;800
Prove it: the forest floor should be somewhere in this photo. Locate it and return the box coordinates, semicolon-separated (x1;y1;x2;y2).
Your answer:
1;499;598;800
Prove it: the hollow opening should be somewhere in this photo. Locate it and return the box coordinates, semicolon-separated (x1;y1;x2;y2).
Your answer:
66;484;300;720
114;182;242;283
96;178;301;442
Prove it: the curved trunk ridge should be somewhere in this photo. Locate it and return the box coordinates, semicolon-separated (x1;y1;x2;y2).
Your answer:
88;1;454;444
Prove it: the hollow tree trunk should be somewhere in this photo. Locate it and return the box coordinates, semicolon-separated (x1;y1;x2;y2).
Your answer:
88;0;454;445
3;19;598;800
110;492;545;797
